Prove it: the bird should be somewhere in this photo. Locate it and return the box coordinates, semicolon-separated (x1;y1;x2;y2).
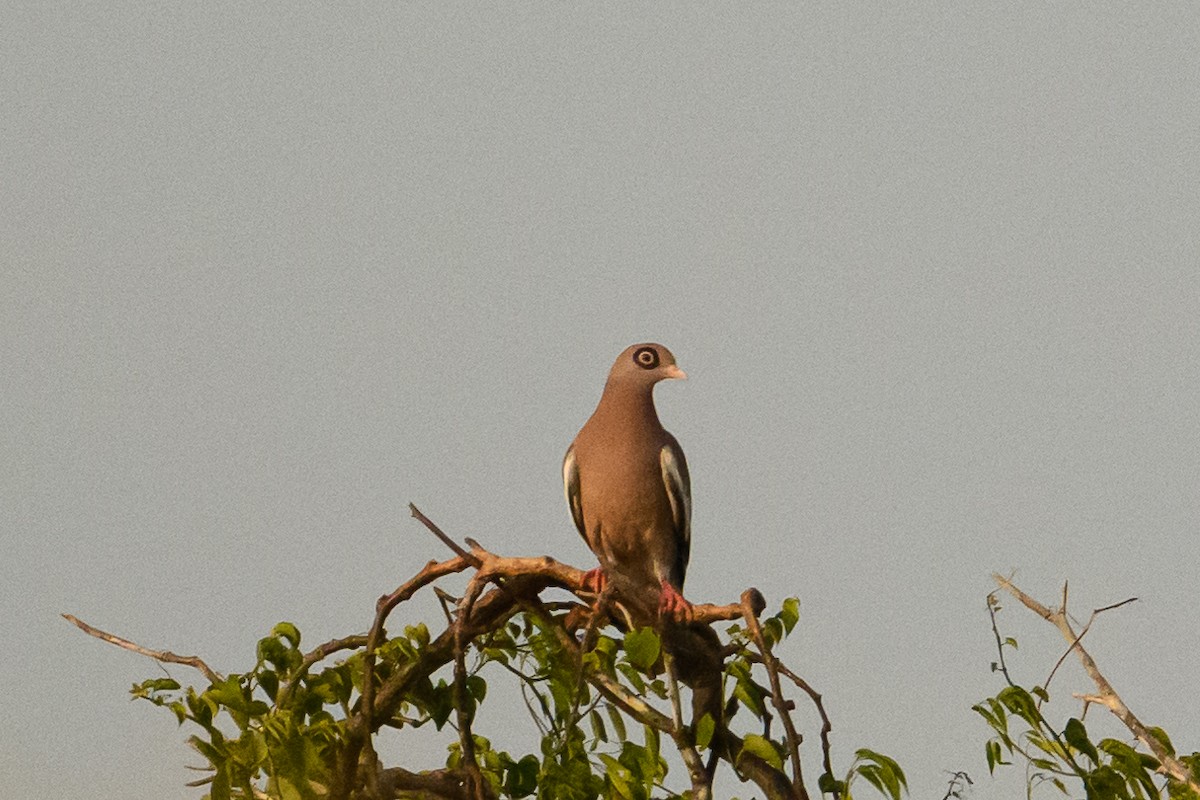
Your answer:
563;343;693;622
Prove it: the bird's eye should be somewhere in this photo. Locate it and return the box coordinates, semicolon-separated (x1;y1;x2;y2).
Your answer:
633;347;659;369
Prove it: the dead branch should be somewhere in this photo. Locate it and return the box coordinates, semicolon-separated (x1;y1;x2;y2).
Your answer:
410;502;479;565
992;574;1199;793
61;613;222;684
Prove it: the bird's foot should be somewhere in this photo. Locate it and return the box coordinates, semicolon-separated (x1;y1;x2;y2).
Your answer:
580;567;609;595
658;580;694;623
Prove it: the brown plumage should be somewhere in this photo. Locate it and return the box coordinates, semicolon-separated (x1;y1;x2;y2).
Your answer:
563;343;692;621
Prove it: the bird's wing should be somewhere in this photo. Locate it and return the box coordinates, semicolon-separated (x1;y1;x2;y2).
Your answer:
659;436;691;583
563;444;586;541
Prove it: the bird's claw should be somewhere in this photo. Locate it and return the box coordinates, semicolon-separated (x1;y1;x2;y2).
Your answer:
580;567;609;595
658;580;693;623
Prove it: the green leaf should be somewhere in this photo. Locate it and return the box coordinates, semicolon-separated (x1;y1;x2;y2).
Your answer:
600;753;635;799
642;724;661;772
206;675;249;709
997;685;1042;728
740;734;783;771
734;676;767;719
138;677;181;693
274;776;307;800
272;622;301;648
780;597;800;635
624;628;661;671
607;703;628;742
466;674;487;704
258;670;279;702
589;709;608;743
428;680;453;730
763;617;784;645
503;754;539;798
405;623;430;649
1064;717;1099;764
616;662;647;694
695;713;716;750
1088;765;1124;800
853;749;907;800
819;772;845;796
1149;726;1176;758
209;763;231;800
985;739;1002;774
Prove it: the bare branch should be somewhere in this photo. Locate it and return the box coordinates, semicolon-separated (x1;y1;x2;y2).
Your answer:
985;591;1016;687
740;590;808;800
771;660;836;798
664;651;712;800
277;635;369;707
992;574;1199;793
61;614;222;684
360;555;475;760
410;502;480;565
378;765;471;800
453;575;493;800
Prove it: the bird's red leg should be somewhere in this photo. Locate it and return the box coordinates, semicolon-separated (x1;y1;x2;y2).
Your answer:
580;567;608;595
658;580;693;623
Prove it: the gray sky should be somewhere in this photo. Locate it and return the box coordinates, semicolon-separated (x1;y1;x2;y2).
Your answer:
4;4;1199;799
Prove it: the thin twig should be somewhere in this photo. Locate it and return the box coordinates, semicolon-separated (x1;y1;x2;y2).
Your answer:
939;771;973;800
986;591;1016;687
1042;597;1134;699
435;587;459;626
770;659;836;800
356;553;475;796
61;614;222;684
410;502;480;566
493;657;551;736
454;575;490;800
520;596;676;733
740;592;808;800
664;650;713;800
275;635;368;707
362;554;474;713
561;582;614;747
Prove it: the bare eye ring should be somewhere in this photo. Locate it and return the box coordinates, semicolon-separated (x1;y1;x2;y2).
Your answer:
633;347;659;369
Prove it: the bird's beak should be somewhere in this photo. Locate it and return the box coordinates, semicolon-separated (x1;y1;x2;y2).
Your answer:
664;364;687;381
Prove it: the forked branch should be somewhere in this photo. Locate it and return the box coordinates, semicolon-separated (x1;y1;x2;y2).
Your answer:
992;574;1199;793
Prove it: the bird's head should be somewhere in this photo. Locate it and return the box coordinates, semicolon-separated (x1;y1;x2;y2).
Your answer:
608;343;687;386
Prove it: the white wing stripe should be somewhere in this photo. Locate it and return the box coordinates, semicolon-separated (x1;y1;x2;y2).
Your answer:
659;445;691;543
